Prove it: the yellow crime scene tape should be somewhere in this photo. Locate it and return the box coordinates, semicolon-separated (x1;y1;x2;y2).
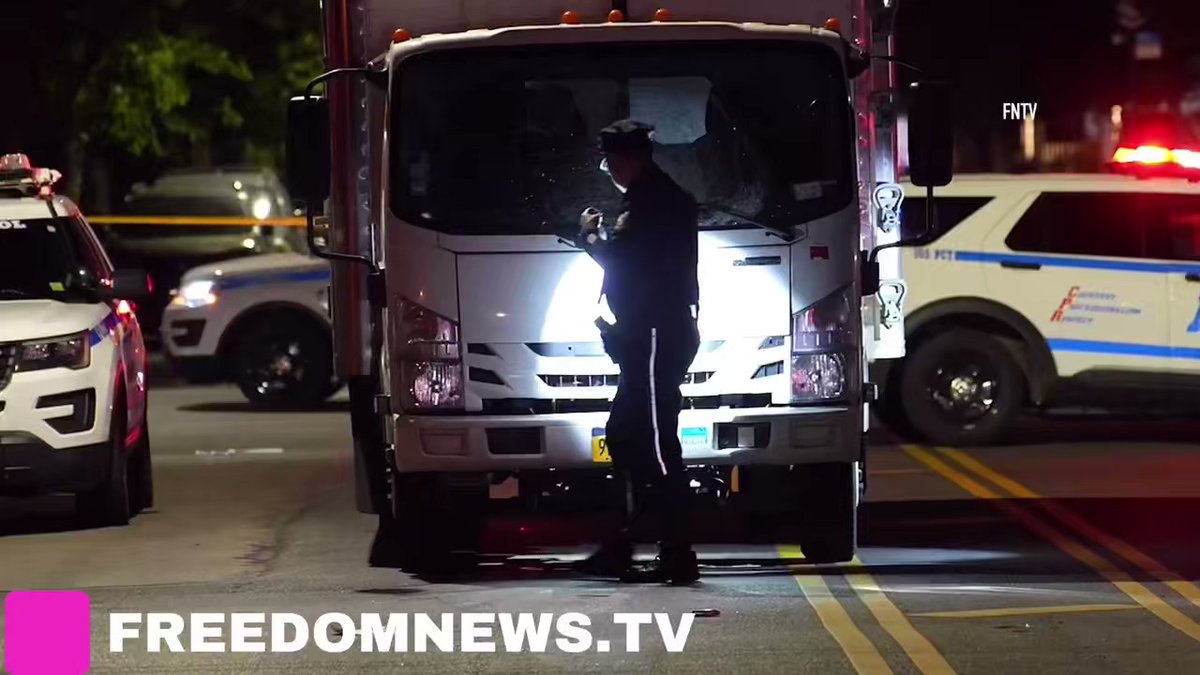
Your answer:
88;216;306;228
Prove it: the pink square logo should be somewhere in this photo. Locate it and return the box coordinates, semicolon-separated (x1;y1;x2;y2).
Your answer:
5;591;92;674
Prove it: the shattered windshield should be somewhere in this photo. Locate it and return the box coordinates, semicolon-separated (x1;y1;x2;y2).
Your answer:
390;40;854;235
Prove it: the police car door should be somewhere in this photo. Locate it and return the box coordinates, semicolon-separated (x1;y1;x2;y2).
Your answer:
983;190;1170;379
1145;192;1200;381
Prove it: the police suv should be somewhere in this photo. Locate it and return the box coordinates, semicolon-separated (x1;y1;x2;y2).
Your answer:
880;172;1200;446
161;252;337;407
0;155;153;524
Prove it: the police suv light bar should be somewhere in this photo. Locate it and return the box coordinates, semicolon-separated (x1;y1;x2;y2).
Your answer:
0;153;63;197
1111;145;1200;177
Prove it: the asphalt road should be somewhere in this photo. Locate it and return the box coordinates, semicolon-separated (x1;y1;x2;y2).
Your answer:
3;385;1200;673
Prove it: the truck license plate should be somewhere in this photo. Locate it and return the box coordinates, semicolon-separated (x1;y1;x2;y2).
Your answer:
591;427;710;464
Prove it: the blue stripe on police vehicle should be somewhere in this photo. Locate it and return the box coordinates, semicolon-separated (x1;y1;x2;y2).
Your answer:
218;269;331;291
949;250;1200;359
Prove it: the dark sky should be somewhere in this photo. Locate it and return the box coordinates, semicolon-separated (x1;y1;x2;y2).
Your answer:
3;1;1199;178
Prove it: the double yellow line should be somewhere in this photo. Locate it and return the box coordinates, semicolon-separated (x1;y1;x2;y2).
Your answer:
905;445;1200;643
778;549;956;674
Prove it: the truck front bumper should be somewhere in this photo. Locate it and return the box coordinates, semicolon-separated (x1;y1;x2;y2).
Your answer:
391;405;859;474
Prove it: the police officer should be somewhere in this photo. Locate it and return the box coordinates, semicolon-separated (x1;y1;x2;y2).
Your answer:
576;120;701;584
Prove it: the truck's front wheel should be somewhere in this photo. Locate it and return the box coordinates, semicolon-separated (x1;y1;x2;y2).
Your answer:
388;473;487;575
795;462;857;564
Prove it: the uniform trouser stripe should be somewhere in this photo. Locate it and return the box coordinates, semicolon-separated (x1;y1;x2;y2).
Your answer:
648;327;667;475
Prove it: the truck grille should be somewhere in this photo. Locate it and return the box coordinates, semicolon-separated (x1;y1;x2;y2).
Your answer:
480;393;772;416
0;343;16;392
538;371;714;388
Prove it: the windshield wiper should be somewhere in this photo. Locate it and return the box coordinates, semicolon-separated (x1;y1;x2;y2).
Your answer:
700;204;795;241
0;289;36;299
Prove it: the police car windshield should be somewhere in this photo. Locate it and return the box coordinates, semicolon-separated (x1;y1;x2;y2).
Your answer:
0;218;94;302
390;40;854;235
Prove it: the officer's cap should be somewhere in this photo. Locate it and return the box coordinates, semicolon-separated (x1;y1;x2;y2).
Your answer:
598;119;654;155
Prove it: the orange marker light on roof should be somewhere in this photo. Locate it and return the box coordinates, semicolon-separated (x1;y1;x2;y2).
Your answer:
825;17;842;33
654;8;672;22
608;9;625;22
562;11;582;24
392;28;411;43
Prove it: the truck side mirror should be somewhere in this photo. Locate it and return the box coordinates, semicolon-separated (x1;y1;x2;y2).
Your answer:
286;96;331;207
907;81;954;188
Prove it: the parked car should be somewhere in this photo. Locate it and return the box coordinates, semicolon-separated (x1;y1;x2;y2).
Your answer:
0;154;153;524
94;167;303;346
878;173;1200;445
161;252;338;407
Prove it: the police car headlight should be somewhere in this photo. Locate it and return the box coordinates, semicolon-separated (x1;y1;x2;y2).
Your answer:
790;286;856;404
17;332;91;372
170;280;219;308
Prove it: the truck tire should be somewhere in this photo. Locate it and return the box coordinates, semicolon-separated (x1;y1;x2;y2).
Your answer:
389;473;487;575
77;402;133;527
795;462;857;564
232;314;335;408
898;328;1025;446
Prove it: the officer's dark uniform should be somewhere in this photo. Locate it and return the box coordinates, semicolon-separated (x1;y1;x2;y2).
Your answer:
581;120;701;583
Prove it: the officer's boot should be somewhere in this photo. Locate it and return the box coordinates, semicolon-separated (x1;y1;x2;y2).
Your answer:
574;470;640;577
620;545;699;585
573;536;635;578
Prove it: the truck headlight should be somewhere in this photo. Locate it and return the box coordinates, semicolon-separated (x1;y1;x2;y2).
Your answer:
17;332;91;372
396;298;464;412
791;286;855;404
170;280;219;308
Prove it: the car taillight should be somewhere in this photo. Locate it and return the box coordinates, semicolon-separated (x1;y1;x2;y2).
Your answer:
791;287;855;404
396;299;463;412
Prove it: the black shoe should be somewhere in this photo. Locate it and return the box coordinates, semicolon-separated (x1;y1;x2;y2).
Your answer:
620;549;699;585
573;541;634;578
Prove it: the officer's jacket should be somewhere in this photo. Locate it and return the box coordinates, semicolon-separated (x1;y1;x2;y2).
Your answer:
586;166;699;329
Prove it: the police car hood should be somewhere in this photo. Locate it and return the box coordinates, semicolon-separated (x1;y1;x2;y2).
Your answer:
181;253;326;285
0;300;110;343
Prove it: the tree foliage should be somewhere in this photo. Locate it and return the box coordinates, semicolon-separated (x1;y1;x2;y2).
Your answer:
81;34;253;159
4;0;323;203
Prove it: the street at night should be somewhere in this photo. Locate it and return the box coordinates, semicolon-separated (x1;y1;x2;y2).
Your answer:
5;380;1200;673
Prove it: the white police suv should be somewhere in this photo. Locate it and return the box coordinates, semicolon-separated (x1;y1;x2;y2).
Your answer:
0;155;153;524
880;173;1200;445
161;252;337;407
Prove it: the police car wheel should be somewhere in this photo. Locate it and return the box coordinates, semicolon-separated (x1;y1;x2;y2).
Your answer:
794;462;856;564
900;329;1024;447
232;315;334;408
77;402;133;527
132;419;154;511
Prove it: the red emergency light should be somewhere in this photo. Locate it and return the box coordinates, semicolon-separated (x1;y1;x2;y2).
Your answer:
1110;145;1200;178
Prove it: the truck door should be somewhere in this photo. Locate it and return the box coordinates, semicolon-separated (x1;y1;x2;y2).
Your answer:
981;191;1170;379
1145;193;1200;379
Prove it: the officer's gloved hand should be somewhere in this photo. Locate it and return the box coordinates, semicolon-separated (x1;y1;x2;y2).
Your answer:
579;207;603;242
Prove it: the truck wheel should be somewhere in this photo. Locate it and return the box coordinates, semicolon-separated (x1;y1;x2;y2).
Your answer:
795;462;857;564
389;473;487;575
899;329;1024;446
232;314;334;408
77;403;133;527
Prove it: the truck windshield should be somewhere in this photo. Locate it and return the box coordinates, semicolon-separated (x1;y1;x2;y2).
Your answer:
390;40;854;235
0;218;94;303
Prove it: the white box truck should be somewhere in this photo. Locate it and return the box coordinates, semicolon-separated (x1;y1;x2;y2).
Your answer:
286;0;953;570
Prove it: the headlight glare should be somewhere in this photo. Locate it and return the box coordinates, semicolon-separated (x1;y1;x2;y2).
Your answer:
17;333;91;372
171;280;219;308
